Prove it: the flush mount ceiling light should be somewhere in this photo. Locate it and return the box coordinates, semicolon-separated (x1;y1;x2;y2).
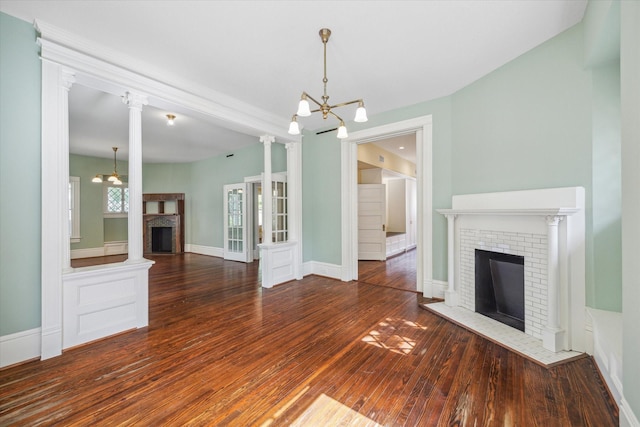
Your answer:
288;28;367;140
166;114;176;126
92;146;123;185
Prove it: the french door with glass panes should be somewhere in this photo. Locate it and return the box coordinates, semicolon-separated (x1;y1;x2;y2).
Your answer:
271;176;287;243
223;183;251;262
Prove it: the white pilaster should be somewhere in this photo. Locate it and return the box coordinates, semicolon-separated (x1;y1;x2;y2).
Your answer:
122;91;148;263
543;215;565;352
41;60;76;359
60;70;75;273
444;213;458;306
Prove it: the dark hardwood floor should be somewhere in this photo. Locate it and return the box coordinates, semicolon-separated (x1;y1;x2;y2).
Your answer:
1;253;617;426
358;249;417;292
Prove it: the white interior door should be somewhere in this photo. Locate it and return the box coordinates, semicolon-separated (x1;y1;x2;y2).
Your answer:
358;184;386;261
224;183;251;262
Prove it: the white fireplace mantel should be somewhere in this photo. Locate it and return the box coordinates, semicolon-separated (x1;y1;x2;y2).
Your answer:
437;208;580;217
436;187;586;353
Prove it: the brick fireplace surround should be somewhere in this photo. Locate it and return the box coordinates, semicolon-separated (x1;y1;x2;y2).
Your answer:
434;187;586;363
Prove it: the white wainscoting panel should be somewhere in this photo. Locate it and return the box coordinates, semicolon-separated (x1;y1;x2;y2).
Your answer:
63;260;153;349
260;242;297;288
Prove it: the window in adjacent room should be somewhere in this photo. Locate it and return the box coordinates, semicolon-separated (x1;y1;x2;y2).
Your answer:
103;182;129;218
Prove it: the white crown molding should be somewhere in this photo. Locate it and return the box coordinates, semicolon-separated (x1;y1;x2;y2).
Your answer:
35;20;298;143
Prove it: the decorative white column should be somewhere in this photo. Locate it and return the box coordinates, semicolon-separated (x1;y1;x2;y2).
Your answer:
122;91;148;263
286;141;303;280
444;213;459;306
259;135;275;288
543;215;565;352
261;135;274;245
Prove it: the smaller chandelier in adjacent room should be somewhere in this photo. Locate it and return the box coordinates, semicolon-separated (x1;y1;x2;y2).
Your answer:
166;114;176;126
288;28;367;139
92;146;123;185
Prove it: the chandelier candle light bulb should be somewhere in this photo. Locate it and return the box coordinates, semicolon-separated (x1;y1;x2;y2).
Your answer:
288;28;367;139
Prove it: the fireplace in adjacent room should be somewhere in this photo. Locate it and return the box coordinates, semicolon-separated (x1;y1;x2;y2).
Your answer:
475;249;525;332
152;226;173;253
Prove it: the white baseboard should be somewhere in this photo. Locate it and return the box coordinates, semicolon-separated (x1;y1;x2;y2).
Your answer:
71;241;128;259
70;246;105;259
586;308;623;405
303;261;342;280
421;279;447;298
186;244;223;258
621;398;640;427
0;328;41;368
432;280;447;299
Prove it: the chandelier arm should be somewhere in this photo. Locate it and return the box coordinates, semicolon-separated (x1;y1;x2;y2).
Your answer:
327;109;345;123
329;99;363;109
304;93;324;108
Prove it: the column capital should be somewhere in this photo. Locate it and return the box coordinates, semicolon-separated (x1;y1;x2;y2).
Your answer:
60;69;76;91
260;135;275;145
444;213;457;221
545;215;564;226
122;91;148;110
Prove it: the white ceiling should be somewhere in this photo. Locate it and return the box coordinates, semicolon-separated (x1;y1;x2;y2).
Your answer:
0;0;587;162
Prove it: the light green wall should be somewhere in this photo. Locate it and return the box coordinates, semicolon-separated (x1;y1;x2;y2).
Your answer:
70;146;286;252
302;21;623;312
621;0;640;420
0;13;41;336
450;24;604;308
143;162;192;241
303;97;453;277
591;62;621;311
189;142;286;248
69;154;131;249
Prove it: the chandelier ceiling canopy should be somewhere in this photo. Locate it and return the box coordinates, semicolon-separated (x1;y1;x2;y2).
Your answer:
288;28;367;139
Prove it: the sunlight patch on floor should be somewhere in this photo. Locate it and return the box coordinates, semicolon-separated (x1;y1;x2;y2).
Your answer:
362;317;426;355
289;393;382;427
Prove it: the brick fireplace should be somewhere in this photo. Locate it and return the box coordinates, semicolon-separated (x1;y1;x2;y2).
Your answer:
143;193;185;254
437;187;586;353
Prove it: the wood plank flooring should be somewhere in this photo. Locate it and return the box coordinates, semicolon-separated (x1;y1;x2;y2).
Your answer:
1;253;617;426
358;249;417;292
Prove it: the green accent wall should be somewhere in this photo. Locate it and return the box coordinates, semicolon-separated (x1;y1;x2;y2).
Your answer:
188;142;286;248
0;13;42;336
302;22;622;312
143;162;192;241
591;62;621;311
70;145;288;252
621;0;640;419
69;154;131;249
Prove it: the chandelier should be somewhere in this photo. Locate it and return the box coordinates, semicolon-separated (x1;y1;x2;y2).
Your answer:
92;146;123;185
288;28;367;139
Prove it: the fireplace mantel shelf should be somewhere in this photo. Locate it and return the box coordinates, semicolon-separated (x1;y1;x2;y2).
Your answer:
437;208;580;217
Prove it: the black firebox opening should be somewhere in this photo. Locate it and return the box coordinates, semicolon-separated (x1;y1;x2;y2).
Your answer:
475;249;525;332
151;227;173;253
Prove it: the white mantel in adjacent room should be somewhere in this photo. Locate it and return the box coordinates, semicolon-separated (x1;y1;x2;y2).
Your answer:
437;187;586;353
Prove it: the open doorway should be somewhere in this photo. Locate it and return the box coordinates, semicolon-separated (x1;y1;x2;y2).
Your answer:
341;115;433;297
356;135;418;292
